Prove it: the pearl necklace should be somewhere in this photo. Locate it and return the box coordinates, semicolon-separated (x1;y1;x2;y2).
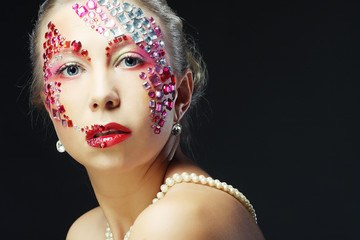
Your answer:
105;172;257;240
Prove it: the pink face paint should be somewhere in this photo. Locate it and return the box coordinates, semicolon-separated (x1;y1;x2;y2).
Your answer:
72;0;177;135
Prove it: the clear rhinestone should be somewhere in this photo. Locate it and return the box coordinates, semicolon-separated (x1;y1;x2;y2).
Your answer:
110;26;124;37
133;7;144;18
142;18;150;28
116;12;130;24
147;29;157;40
125;23;134;33
97;0;107;5
122;2;133;12
144;35;153;45
133;18;142;28
112;0;120;6
131;32;143;43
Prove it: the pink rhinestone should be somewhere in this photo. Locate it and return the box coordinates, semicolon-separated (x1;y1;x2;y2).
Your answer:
139;72;147;80
163;67;171;79
154;26;162;37
96;26;105;34
156;90;164;100
149;75;161;87
72;3;79;9
156;102;164;112
162;84;170;94
149;100;155;108
76;6;88;18
149;17;155;25
152;42;159;49
154;128;161;134
166;99;174;110
147;68;154;74
158;119;165;127
154;65;163;74
148;90;155;98
162;110;167;117
86;0;97;10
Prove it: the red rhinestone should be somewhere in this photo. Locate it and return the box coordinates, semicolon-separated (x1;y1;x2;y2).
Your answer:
64;41;70;48
67;120;73;127
71;40;82;52
171;75;176;84
81;49;88;57
163;67;171;79
58;105;65;113
100;142;107;148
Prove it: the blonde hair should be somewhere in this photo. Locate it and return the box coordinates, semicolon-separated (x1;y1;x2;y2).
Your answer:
29;0;208;152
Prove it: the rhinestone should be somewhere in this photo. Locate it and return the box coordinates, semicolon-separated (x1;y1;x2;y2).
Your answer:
67;120;73;127
158;118;165;127
139;72;147;80
58;105;65;113
148;100;155;108
133;7;144;18
100;13;108;21
149;75;161;87
97;0;107;5
142;18;150;28
52;109;60;120
144;45;151;53
144;35;153;45
159;58;166;66
152;51;159;59
88;11;96;18
131;32;143;43
163;67;171;79
154;65;163;74
86;0;97;9
72;3;79;9
96;26;105;34
122;2;132;12
61;119;68;127
110;9;117;16
125;23;134;33
116;12;130;24
105;19;115;28
148;90;155;98
162;110;167;117
110;27;124;37
154;128;161;134
159;40;165;47
76;6;88;17
162;84;170;94
112;0;120;6
156;90;164;100
133;18;142;28
147;29;157;40
147;67;154;74
128;11;135;19
81;49;88;57
106;2;113;10
149;17;155;25
156;102;164;112
154;26;162;37
142;81;151;90
139;28;146;34
71;40;82;51
166;99;174;110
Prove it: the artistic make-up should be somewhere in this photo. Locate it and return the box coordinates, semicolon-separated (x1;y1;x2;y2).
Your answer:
42;1;178;149
73;0;177;135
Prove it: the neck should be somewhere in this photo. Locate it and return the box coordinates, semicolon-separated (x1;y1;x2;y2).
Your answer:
85;136;179;239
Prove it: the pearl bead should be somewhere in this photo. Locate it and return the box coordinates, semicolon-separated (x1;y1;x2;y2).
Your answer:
160;184;168;193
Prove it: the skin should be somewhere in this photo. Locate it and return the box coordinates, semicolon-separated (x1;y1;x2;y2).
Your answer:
38;1;265;239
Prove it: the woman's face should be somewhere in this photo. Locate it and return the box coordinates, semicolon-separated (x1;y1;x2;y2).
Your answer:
40;0;178;170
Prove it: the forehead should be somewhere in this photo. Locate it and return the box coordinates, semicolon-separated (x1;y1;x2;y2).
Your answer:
41;0;162;50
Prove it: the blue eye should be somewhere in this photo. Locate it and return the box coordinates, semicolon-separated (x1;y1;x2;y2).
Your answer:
124;57;138;67
56;63;82;77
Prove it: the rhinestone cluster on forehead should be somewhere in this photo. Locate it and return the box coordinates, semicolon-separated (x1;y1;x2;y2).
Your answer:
73;0;177;134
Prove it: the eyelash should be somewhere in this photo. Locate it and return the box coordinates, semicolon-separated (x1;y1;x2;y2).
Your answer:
55;63;83;76
115;53;145;68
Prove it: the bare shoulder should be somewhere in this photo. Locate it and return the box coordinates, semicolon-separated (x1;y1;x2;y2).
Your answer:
131;182;265;240
66;206;106;240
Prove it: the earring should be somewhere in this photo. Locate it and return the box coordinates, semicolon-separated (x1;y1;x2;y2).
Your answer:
56;140;66;153
171;123;182;136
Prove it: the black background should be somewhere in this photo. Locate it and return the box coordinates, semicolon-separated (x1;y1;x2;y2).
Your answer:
1;0;359;239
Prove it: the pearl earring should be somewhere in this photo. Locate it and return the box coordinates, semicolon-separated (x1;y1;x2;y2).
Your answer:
56;140;66;153
171;123;182;136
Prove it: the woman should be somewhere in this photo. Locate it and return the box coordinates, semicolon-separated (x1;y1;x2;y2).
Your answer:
29;0;265;239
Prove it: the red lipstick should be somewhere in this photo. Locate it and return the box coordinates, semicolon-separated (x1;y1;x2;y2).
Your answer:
86;122;132;148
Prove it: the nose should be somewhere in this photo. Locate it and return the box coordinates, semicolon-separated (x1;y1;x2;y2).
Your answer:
89;84;120;111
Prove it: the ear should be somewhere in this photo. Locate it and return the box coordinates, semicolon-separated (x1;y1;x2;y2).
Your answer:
174;69;194;122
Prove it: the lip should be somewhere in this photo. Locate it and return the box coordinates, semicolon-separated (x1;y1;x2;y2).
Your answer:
86;122;132;149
